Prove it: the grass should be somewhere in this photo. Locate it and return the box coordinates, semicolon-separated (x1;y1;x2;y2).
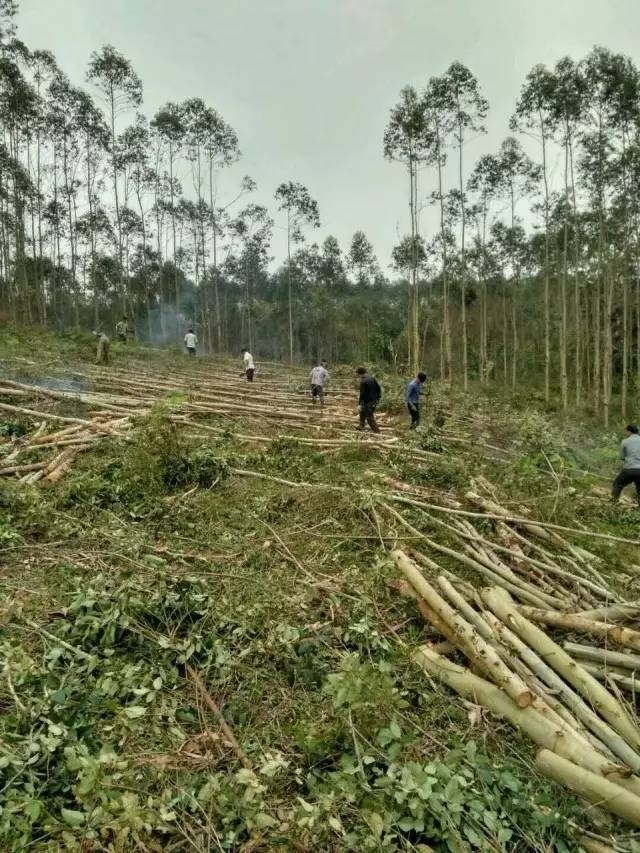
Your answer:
0;327;638;851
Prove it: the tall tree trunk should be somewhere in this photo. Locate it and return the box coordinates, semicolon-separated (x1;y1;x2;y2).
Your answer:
109;86;124;315
287;208;294;364
408;155;419;371
540;108;551;404
560;132;569;413
569;137;581;407
436;128;451;382
457;118;468;390
208;158;222;351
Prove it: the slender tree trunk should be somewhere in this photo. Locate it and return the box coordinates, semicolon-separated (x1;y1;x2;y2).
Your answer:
169;142;180;338
540;111;551;404
287;208;294;364
408;154;419;371
208;157;222;351
560;131;569;413
436;127;451;382
621;129;629;419
569;137;581;407
457;118;468;390
109;86;124;315
502;281;508;384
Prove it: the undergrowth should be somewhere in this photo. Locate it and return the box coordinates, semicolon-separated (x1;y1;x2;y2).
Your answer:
0;331;636;850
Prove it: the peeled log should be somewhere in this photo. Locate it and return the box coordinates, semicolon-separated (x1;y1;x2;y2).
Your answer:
564;642;640;672
482;588;640;755
413;646;640;797
580;662;640;695
578;602;640;622
485;611;640;770
436;576;496;642
535;749;640;827
393;551;534;707
519;606;640;652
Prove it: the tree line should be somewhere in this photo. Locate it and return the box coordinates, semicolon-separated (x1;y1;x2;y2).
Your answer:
386;51;640;424
0;0;638;420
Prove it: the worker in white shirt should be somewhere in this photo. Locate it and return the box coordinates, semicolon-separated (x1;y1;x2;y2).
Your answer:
93;331;111;365
241;347;255;382
184;328;198;356
310;360;330;407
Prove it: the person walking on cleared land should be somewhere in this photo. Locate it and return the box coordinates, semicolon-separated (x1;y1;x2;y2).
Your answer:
612;424;640;505
356;366;381;433
310;360;330;407
241;348;255;382
115;316;128;343
406;371;427;429
184;328;198;356
93;331;111;365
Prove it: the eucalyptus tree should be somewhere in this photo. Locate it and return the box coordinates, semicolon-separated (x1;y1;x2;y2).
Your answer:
87;46;142;309
151;101;186;329
202;110;239;349
28;49;58;321
348;230;378;287
442;62;489;389
603;53;640;418
511;65;557;402
74;88;109;324
228;203;273;353
0;47;36;320
384;85;431;371
319;234;345;291
423;75;458;380
493;137;540;386
580;47;638;423
119;116;157;333
551;57;586;412
468;152;501;382
274;181;320;363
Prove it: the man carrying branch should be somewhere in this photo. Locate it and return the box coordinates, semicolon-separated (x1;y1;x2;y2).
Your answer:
356;366;381;433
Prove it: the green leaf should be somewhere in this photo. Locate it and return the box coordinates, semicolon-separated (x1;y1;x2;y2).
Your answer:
124;705;147;719
253;812;276;829
61;808;85;827
389;718;402;739
367;812;384;837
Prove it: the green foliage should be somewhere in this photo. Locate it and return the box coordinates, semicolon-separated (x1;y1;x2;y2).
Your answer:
0;418;27;438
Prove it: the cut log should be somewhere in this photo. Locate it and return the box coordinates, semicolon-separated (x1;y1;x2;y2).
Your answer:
413;646;640;797
519;607;640;652
535;749;640;827
577;602;640;622
580;662;640;695
394;551;534;708
564;642;640;672
482;588;640;755
485;611;640;768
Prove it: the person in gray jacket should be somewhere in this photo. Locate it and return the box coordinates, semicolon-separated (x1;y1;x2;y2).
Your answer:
612;424;640;505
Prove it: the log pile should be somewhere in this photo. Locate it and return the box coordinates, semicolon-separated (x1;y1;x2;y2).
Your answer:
392;549;640;828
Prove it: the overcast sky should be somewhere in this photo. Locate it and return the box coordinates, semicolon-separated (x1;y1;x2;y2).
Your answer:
16;0;640;271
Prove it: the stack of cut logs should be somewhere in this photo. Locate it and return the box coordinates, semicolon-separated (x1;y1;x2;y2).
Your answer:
0;361;402;483
394;548;640;829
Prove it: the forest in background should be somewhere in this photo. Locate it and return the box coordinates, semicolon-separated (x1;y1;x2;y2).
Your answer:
0;0;638;423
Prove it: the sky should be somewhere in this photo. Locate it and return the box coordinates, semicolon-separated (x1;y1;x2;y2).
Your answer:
16;0;640;271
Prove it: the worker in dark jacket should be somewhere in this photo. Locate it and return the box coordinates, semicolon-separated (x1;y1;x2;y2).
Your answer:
406;372;427;429
355;367;381;433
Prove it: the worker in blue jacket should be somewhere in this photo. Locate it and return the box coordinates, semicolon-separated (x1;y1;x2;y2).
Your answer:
405;372;427;429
